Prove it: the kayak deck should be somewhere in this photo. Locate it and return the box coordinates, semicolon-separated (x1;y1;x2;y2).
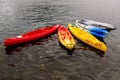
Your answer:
58;26;75;50
4;24;60;46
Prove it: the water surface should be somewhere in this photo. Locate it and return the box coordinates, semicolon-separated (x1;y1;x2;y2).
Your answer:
0;0;120;80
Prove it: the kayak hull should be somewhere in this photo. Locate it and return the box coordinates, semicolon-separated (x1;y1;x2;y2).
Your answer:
68;23;107;52
58;26;75;50
4;24;60;46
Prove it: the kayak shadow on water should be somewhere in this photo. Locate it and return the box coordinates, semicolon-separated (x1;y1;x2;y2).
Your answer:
74;38;106;57
58;41;75;55
5;35;56;55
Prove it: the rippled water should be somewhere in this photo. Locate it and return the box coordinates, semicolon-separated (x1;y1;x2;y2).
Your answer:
0;0;120;80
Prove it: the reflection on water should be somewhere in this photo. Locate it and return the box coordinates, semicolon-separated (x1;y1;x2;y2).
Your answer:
75;40;105;57
5;35;57;55
5;34;105;57
58;41;75;55
0;0;120;80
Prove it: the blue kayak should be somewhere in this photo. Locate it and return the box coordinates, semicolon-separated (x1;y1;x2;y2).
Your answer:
88;30;105;38
87;25;108;34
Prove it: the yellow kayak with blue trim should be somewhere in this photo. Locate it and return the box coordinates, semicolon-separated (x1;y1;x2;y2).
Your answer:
68;23;106;52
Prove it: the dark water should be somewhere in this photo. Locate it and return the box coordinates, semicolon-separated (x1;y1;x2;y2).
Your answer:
0;0;120;80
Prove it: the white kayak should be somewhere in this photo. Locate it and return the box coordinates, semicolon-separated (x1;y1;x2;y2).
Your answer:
79;19;116;30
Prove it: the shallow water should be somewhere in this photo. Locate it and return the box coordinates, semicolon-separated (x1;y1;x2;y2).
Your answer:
0;0;120;80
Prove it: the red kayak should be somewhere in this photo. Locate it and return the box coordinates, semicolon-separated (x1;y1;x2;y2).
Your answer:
4;24;60;46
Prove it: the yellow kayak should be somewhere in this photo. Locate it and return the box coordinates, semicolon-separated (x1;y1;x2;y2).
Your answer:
68;23;107;52
58;26;75;50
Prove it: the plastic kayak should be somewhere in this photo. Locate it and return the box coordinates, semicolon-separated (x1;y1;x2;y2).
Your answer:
4;24;60;46
75;20;108;34
75;20;108;38
68;23;107;52
80;19;116;30
58;26;75;50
